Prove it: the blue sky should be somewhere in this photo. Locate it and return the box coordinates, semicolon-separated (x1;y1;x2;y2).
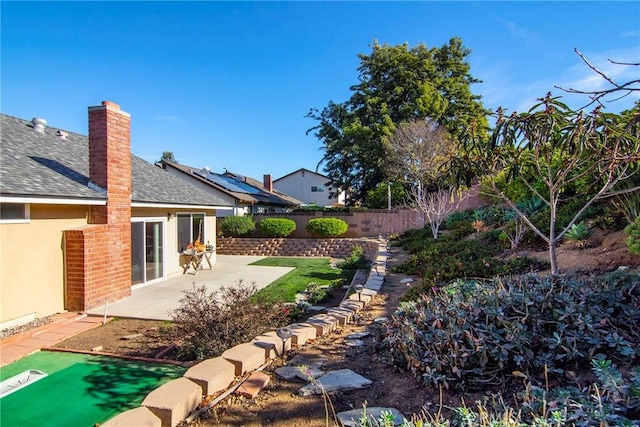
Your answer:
2;1;639;180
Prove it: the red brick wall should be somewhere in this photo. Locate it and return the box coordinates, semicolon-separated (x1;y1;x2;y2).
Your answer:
216;237;379;260
64;101;132;311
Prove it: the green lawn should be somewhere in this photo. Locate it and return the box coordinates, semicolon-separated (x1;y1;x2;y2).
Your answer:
250;257;355;303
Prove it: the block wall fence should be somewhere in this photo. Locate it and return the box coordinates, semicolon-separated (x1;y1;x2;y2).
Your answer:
217;187;489;239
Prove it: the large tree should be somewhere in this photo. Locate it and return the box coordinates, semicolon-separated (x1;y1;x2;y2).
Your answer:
307;37;488;205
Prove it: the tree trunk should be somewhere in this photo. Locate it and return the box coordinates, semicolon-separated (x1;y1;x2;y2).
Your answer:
548;241;558;275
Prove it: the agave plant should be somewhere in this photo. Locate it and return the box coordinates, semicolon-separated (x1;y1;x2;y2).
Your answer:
564;221;595;248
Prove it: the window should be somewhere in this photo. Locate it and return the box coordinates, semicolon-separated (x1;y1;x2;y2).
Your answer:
311;186;325;193
177;213;205;252
0;203;29;223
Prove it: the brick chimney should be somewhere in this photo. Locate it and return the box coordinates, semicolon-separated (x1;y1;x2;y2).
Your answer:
64;101;132;312
263;174;273;192
88;101;131;225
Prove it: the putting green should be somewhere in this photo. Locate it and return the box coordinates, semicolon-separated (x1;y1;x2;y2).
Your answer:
0;351;185;426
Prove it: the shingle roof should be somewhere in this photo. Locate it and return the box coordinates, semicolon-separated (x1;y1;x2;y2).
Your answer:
0;113;231;208
161;161;302;207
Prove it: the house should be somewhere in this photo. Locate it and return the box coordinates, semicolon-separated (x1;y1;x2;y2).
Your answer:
0;101;232;330
274;168;345;207
158;161;302;216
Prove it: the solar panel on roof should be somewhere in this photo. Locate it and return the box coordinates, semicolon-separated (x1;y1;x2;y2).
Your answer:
196;170;262;194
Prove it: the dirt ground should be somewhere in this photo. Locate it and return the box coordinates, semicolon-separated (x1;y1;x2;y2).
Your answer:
52;229;640;426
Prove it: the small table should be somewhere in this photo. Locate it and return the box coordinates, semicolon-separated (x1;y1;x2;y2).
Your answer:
183;250;215;275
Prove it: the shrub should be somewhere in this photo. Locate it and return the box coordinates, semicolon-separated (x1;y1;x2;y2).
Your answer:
257;217;296;237
564;220;595;248
305;217;348;237
444;210;471;229
336;245;371;270
220;215;255;237
393;232;542;298
355;360;640;426
626;215;640;254
169;282;289;361
304;279;344;304
375;272;640;392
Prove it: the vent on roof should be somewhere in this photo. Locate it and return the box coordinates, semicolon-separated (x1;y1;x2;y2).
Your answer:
202;166;211;175
31;118;47;133
56;130;68;139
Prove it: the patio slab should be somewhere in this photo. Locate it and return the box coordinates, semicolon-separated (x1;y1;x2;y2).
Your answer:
86;255;294;320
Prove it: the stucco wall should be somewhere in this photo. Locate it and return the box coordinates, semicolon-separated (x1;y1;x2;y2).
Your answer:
0;204;89;328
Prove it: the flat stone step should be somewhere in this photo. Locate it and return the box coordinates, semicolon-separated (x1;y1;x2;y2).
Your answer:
274;366;323;381
298;369;372;396
289;353;328;369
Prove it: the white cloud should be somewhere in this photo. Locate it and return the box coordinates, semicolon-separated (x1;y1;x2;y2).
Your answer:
498;18;541;46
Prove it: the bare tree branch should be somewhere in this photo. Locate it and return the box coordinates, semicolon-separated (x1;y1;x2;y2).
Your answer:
555;48;640;108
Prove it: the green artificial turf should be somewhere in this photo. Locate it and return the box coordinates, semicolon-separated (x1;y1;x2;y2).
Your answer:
0;351;185;427
250;257;354;303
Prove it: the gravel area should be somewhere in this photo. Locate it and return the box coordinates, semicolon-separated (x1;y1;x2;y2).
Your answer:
0;314;58;340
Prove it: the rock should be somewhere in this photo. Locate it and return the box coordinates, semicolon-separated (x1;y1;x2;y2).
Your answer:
347;331;370;339
121;333;143;340
345;339;365;347
289;353;328;369
275;366;323;381
298;369;372;396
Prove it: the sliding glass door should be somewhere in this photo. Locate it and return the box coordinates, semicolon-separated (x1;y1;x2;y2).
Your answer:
131;220;164;285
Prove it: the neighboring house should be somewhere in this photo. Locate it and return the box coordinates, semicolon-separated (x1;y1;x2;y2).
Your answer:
158;161;302;216
274;168;345;207
0;101;231;330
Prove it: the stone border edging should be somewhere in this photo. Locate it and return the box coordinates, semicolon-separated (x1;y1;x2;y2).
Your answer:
102;240;390;427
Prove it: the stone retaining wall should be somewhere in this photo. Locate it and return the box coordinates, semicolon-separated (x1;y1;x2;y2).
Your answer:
216;237;379;260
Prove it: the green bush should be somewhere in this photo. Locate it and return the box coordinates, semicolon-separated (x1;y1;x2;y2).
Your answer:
305;217;348;237
257;217;296;237
393;232;543;299
626;215;640;254
375;272;640;392
336;245;371;270
220;215;255;237
444;210;472;229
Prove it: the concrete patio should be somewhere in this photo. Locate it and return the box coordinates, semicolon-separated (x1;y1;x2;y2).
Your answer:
85;255;294;321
